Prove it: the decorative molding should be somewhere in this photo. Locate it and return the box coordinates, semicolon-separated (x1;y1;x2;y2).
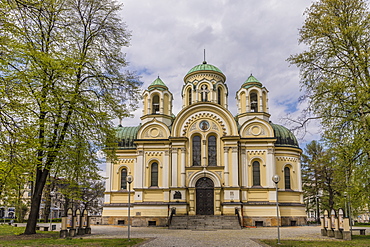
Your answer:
138;150;144;155
231;147;238;153
189;123;197;132
115;159;135;164
267;148;274;154
247;150;266;156
171;148;178;153
212;123;219;131
224;147;230;152
146;151;163;157
182;112;226;136
276;156;298;162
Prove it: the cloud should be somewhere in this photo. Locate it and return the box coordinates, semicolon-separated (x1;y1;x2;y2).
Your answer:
117;0;319;141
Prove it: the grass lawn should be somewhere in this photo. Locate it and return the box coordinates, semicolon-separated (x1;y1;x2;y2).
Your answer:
262;235;370;247
0;224;145;246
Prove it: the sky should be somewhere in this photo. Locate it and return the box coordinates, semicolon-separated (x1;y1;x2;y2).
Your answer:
115;0;321;147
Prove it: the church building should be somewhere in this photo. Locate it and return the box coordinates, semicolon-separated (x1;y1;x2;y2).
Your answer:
102;61;306;227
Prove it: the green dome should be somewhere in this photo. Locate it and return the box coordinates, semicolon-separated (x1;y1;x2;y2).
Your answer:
148;76;167;91
116;125;140;148
242;74;263;88
185;61;226;81
270;123;299;148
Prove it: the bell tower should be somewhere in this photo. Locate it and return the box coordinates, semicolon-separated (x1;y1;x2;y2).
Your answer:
236;74;270;125
141;77;173;126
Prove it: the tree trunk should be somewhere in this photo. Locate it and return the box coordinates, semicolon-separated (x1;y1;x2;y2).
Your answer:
24;168;49;234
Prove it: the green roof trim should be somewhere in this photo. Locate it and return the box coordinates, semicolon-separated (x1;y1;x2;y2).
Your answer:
270;123;299;148
116;125;141;148
186;61;223;75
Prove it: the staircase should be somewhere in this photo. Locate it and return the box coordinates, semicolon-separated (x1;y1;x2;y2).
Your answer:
169;215;241;230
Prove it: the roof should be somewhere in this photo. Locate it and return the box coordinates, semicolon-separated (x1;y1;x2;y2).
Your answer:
270;123;299;148
242;74;263;88
116;125;140;148
185;61;226;81
148;77;168;91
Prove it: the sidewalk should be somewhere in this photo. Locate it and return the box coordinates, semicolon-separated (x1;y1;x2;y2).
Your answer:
85;225;331;247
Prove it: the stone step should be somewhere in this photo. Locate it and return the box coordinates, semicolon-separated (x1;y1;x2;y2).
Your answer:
169;215;241;230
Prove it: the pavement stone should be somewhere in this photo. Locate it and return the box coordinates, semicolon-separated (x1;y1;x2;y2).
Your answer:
14;223;368;246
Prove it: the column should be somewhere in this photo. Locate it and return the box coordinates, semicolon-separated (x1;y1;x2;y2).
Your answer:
160;97;164;114
259;95;263;112
241;149;247;187
246;94;250;112
189;188;195;215
267;148;275;187
134;150;144;189
215;189;221;215
231;147;239;186
202;140;207;166
171;148;178;187
181;148;186;187
224;147;229;187
148;99;151;114
297;160;302;191
163;150;169;188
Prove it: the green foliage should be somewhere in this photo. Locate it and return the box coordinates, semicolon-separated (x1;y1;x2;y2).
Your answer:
0;0;141;234
0;225;144;246
289;0;370;214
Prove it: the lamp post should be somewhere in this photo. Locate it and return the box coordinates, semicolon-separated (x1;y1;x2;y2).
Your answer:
49;191;55;231
272;175;280;245
126;175;133;241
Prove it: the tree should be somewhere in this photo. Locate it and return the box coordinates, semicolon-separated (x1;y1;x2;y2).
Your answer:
288;0;370;212
0;0;141;234
301;140;324;222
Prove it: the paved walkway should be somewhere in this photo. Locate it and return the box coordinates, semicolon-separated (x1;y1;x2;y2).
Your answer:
15;223;368;246
84;225;342;247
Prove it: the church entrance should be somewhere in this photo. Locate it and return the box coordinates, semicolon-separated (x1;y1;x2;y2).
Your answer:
196;177;214;215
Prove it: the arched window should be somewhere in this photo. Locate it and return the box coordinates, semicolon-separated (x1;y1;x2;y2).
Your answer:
192;136;201;166
188;88;192;105
217;87;222;105
250;92;258;112
120;168;127;190
252;161;260;186
284;167;291;189
208;135;217;166
152;95;160;114
151;162;158;187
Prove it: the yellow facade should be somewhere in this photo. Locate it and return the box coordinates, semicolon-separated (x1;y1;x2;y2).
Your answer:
102;61;306;227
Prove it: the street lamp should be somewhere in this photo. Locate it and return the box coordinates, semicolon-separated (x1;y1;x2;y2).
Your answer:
272;175;281;245
126;175;133;241
49;191;55;231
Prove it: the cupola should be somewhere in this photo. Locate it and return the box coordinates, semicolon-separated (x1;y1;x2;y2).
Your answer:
141;76;173;126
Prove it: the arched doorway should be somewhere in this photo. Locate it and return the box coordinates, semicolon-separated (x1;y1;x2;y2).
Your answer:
196;177;214;215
